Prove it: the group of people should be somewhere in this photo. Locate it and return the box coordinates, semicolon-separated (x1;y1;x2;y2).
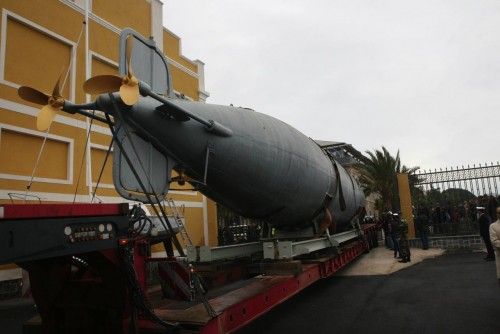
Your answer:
380;212;411;263
420;195;500;235
412;195;499;252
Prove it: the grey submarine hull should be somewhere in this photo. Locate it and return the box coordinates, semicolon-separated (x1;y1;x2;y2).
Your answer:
97;95;365;231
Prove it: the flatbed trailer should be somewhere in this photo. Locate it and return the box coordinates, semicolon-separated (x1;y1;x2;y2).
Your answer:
0;203;378;334
158;237;372;334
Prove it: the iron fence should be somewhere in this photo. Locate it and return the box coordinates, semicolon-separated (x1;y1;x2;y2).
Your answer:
415;162;500;197
413;162;500;236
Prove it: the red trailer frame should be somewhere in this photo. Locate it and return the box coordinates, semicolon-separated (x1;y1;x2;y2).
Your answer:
142;225;377;333
0;203;377;334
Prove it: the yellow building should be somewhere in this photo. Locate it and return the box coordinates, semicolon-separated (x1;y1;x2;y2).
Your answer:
0;0;218;284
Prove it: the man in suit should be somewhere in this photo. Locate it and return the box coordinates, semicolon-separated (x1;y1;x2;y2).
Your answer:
478;207;495;261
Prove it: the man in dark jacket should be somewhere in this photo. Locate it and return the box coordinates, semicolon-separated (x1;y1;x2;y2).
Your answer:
478;207;495;261
388;214;400;258
415;208;430;250
396;214;411;263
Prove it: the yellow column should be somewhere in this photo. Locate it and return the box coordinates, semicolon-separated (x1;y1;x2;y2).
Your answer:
397;173;415;239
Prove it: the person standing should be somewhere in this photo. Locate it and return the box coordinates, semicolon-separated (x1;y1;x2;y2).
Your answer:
489;206;500;285
388;213;400;258
382;213;393;250
478;207;495;261
397;216;411;263
415;207;430;250
487;196;498;226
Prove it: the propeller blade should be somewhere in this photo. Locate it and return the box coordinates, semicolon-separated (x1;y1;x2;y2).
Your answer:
83;75;123;95
118;35;139;105
19;66;67;131
119;81;139;106
83;36;139;104
18;86;49;105
52;73;63;98
37;104;59;131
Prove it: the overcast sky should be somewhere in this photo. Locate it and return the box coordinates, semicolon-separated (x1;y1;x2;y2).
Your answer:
164;0;500;170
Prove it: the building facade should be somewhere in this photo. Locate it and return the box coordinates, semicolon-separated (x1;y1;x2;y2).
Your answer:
0;0;218;284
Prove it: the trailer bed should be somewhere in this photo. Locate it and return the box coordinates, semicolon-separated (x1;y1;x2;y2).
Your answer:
146;233;373;333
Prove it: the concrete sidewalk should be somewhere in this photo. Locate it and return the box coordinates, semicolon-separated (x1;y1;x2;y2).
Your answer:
339;246;445;276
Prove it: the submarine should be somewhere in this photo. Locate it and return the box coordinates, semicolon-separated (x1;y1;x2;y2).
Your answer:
17;28;365;238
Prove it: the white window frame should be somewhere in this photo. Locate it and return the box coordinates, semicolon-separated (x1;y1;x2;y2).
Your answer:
0;9;77;103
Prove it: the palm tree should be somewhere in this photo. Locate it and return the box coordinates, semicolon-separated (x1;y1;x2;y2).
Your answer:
356;146;418;212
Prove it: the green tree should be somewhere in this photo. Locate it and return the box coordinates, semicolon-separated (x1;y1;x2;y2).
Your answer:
413;187;476;209
356;146;418;212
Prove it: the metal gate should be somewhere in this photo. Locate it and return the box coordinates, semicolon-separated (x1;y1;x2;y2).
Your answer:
413;162;500;236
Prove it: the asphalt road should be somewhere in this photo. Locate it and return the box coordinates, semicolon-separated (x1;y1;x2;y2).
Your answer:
239;252;500;334
1;252;498;334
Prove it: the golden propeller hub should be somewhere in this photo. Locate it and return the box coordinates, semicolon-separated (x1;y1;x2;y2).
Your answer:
48;96;64;109
123;74;138;87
